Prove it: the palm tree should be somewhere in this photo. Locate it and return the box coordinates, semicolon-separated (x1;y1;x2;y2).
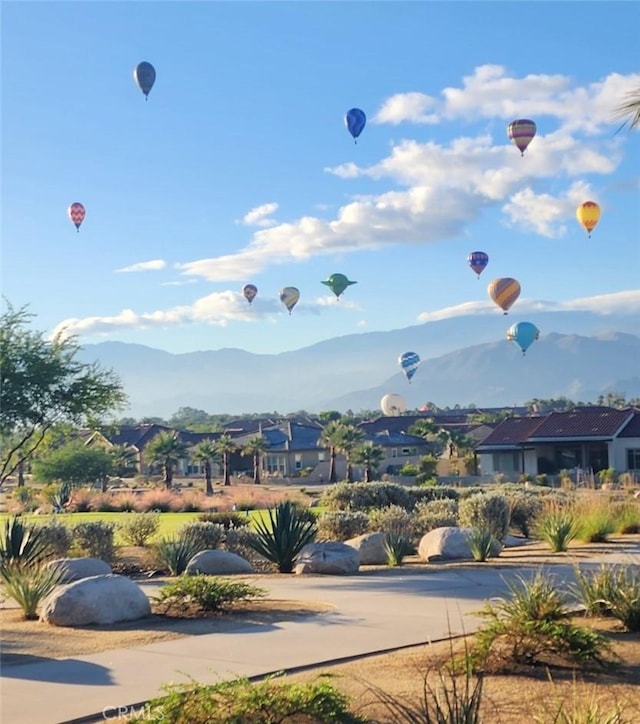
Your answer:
335;425;365;484
352;442;385;483
613;86;640;131
214;434;237;487
190;438;220;495
109;444;138;478
319;420;346;484
409;418;448;457
144;431;188;489
241;435;269;485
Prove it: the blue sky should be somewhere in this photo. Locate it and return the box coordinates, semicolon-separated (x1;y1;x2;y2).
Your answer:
3;1;639;355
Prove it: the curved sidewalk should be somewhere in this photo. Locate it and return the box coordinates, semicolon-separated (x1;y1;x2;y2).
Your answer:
0;562;596;724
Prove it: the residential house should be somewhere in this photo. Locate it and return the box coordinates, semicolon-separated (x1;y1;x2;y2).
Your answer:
476;406;640;478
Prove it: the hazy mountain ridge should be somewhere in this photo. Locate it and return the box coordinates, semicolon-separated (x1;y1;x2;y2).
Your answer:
77;311;640;417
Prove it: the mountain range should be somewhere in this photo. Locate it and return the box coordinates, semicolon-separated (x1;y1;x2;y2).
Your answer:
77;310;640;418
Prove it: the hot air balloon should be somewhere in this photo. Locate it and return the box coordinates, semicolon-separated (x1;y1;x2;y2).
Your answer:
576;201;601;238
279;287;300;315
398;351;420;383
321;273;357;300
507;119;537;156
133;62;156;100
467;251;489;279
381;393;407;416
345;108;366;143
507;321;540;356
67;202;85;232
488;278;521;315
242;284;258;305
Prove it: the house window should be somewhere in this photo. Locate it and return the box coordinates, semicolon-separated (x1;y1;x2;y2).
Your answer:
265;455;286;475
317;451;326;462
492;453;519;473
391;449;398;457
295;454;302;471
627;449;640;471
401;447;417;456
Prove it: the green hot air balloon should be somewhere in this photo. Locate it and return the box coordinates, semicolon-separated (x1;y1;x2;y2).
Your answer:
321;273;357;300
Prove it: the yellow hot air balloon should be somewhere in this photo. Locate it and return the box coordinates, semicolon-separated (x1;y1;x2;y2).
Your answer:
576;201;600;238
487;278;521;315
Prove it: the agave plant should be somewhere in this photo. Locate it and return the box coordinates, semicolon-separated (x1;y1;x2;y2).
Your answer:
0;516;49;566
247;501;317;573
0;562;63;620
154;533;202;576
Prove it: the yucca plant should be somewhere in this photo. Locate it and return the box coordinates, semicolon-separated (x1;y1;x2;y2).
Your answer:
384;529;412;567
466;527;499;562
0;561;63;619
247;500;317;573
536;507;579;553
154;533;202;576
571;564;621;616
0;516;49;566
607;567;640;632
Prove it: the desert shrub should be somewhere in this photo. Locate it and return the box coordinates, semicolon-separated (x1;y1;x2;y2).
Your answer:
247;501;317;573
612;501;640;534
414;498;459;535
535;506;579;552
136;489;181;513
38;521;72;559
316;511;370;541
535;474;550;487
111;493;139;512
119;512;161;546
368;505;414;536
0;561;64;620
153;534;201;576
406;486;460;507
222;526;259;558
319;482;410;512
174;492;209;513
153;575;266;615
71;521;116;562
198;511;249;529
571;564;626;617
384;528;413;567
458;492;510;542
286;500;318;524
607;569;640;633
8;486;39;513
178;521;225;553
505;491;544;538
66;488;95;513
89;493;119;512
471;571;612;672
399;463;420;477
0;516;49;565
574;498;617;543
466;528;500;562
132;675;364;724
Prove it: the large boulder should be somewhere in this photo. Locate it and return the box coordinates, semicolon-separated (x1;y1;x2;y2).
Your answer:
345;532;388;565
47;557;112;584
185;550;253;575
40;574;151;627
295;542;360;575
418;527;500;562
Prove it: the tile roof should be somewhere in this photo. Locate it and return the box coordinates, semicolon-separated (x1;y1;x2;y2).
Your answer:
528;407;634;440
366;431;428;447
477;417;545;448
618;410;640;438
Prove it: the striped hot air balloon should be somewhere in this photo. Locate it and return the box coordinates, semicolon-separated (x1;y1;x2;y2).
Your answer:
467;251;489;279
67;202;86;232
398;351;421;383
488;278;521;315
507;119;537;156
576;201;601;238
242;284;258;305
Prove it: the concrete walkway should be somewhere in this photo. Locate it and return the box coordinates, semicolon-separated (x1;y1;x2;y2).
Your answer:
0;562;593;724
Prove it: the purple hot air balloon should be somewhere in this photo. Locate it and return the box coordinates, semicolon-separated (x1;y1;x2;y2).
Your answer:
507;119;537;156
467;251;489;279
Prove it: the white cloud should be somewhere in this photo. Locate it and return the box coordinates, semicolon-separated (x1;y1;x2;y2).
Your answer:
240;202;279;227
417;290;640;323
374;91;439;125
314;295;363;311
116;259;166;273
160;279;198;287
357;320;367;327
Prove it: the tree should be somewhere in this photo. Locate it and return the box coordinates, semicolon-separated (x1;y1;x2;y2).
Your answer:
241;435;269;485
409;418;448;457
144;431;188;489
109;444;138;478
0;303;127;486
320;420;345;484
214;434;237;487
334;425;365;484
613;86;640;131
317;410;342;424
352;442;385;483
31;442;114;491
190;439;220;495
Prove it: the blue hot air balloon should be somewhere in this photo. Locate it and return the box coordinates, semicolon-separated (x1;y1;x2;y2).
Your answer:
398;351;421;383
467;251;489;279
133;61;156;100
345;108;366;143
507;322;540;356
